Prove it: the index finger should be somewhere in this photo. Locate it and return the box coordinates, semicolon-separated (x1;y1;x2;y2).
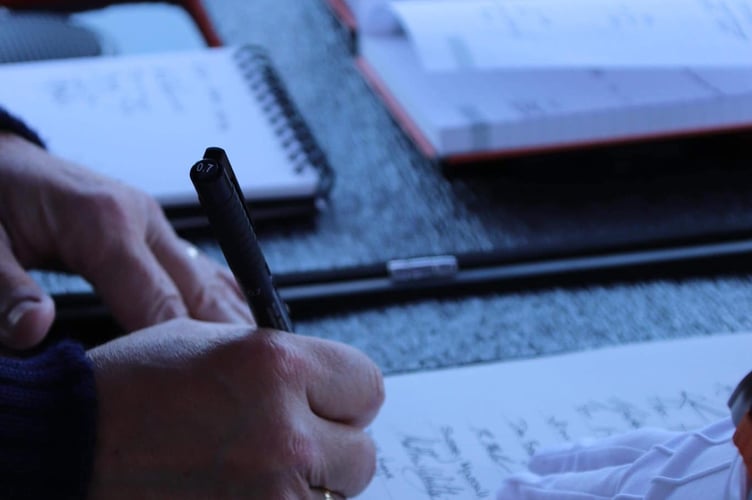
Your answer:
78;237;189;331
303;337;385;428
147;213;254;325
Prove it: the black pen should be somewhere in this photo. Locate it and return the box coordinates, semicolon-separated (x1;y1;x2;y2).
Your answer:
190;147;293;331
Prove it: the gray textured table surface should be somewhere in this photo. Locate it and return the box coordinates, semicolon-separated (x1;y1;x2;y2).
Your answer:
42;0;752;375
204;0;752;375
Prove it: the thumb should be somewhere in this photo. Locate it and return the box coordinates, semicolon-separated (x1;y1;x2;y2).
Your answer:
0;231;55;349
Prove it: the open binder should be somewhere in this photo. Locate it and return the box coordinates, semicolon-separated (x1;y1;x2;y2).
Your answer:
0;45;334;228
325;0;752;167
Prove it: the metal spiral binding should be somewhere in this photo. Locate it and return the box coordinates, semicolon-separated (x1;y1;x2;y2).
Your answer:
234;46;335;197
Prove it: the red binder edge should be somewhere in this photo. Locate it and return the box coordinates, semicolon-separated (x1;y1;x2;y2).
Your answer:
325;0;358;32
356;56;439;159
182;0;223;47
357;55;752;167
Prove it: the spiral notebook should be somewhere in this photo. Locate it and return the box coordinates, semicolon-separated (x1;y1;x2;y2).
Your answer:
0;45;333;227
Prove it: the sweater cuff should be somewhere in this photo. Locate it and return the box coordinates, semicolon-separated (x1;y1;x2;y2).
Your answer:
0;107;45;148
0;341;97;500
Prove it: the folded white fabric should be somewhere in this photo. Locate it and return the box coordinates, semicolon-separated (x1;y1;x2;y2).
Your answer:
497;418;746;499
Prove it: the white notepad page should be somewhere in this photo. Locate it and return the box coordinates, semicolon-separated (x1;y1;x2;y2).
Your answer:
360;36;752;156
0;47;321;205
391;0;752;71
356;332;752;499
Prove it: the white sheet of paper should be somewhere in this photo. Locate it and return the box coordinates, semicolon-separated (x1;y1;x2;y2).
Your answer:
390;0;752;71
355;332;752;499
359;35;752;156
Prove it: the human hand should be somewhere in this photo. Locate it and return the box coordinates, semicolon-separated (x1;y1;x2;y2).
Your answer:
0;133;253;348
496;419;745;499
87;318;385;499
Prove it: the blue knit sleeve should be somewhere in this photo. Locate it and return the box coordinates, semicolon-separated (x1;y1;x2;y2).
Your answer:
0;340;97;500
0;106;45;147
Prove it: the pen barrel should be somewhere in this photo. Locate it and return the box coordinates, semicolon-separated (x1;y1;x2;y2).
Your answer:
191;158;293;332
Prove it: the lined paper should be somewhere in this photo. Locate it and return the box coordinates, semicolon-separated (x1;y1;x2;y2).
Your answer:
356;332;752;499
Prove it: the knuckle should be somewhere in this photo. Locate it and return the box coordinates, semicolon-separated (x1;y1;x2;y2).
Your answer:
62;190;135;271
279;478;311;500
187;280;231;317
365;364;386;414
79;188;133;230
141;191;162;215
353;435;378;492
283;427;317;470
262;418;317;472
187;281;215;312
350;359;385;426
147;290;186;322
251;331;308;384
